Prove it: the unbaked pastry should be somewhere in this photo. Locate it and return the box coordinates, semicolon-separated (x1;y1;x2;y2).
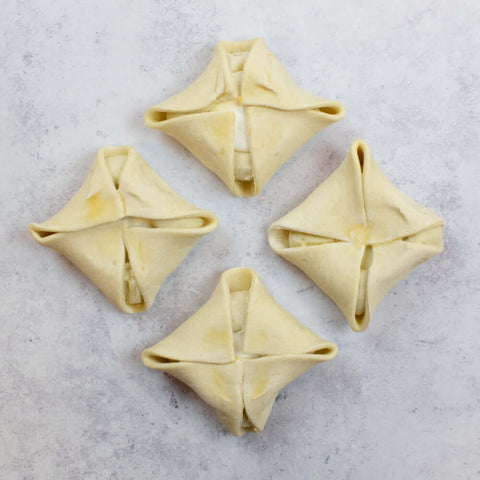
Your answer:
269;140;444;332
142;267;338;436
29;146;218;313
145;38;345;197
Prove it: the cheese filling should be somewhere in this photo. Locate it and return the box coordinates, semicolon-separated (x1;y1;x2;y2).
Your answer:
233;106;250;153
228;52;254;187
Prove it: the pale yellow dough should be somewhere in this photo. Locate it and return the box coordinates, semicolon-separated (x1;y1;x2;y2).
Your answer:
269;140;444;332
29;146;218;313
142;267;338;436
145;38;345;197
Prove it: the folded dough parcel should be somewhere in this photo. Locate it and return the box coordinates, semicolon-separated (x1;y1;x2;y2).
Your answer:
29;146;218;313
142;268;338;436
269;140;444;331
145;38;345;196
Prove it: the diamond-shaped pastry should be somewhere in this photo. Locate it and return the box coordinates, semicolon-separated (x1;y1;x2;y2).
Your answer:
145;38;345;197
29;146;218;313
142;267;338;436
269;140;444;332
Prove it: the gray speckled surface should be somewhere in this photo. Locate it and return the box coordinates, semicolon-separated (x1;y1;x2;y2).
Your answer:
1;1;479;479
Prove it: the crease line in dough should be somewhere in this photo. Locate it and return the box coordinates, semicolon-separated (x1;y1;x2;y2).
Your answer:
241;365;258;434
287;230;339;248
33;215;214;238
122;232;145;309
352;141;372;330
226;268;259;434
354;245;373;329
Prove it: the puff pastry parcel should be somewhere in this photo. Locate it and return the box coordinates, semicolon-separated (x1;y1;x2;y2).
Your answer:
29;146;218;313
142;268;338;436
145;38;345;197
269;140;444;332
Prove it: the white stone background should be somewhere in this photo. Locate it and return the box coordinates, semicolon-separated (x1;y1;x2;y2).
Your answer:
1;0;479;478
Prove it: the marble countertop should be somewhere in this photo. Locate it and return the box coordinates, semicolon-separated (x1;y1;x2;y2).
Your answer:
1;1;479;478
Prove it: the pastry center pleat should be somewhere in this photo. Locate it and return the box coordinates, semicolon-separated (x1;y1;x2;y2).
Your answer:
148;217;206;229
288;231;338;247
240;357;258;433
283;226;374;324
119;216;205;308
226;267;259;360
227;272;258;433
122;237;144;307
355;245;372;324
230;290;249;355
240;395;257;432
104;147;129;189
353;143;372;325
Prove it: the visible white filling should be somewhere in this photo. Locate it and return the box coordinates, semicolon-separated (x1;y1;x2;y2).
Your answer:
227;53;253;185
234;106;249;152
234;152;253;182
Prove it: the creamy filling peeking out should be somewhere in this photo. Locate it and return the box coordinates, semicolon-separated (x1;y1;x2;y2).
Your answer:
161;51;255;193
228;52;254;191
